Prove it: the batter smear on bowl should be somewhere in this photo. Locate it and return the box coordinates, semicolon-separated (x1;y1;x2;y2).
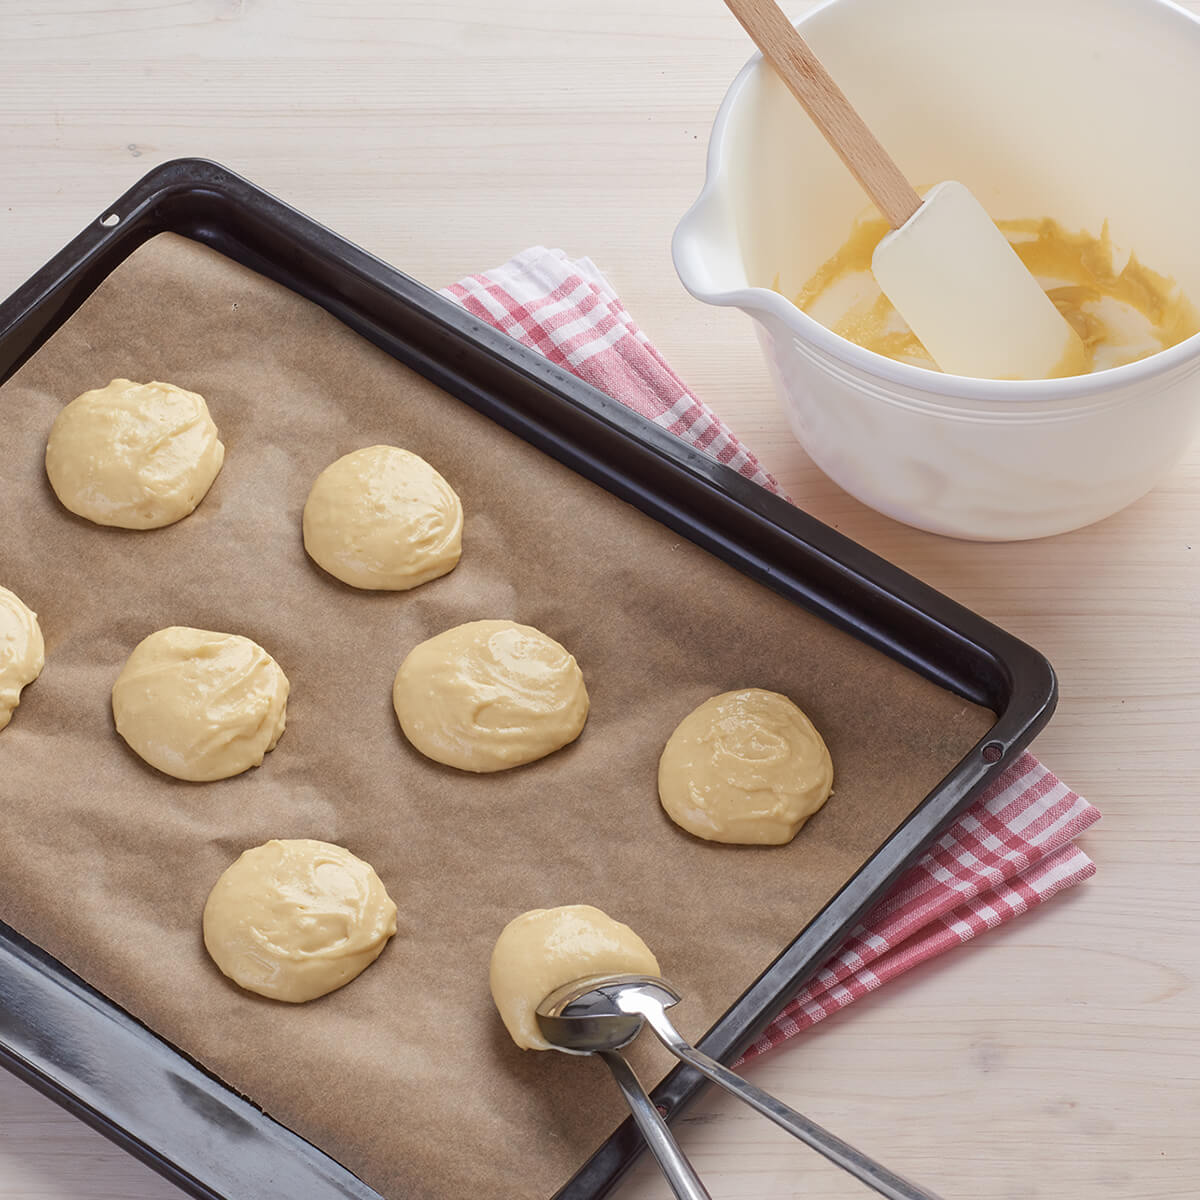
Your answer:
790;215;1200;376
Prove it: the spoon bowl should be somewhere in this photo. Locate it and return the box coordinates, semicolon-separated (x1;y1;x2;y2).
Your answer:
534;973;678;1055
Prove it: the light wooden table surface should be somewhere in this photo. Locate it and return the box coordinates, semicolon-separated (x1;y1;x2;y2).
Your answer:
2;2;1197;1197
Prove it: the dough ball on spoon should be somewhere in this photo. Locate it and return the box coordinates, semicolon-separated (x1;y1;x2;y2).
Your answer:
490;905;660;1050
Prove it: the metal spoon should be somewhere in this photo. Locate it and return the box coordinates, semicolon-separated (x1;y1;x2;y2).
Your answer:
535;988;711;1200
538;974;947;1200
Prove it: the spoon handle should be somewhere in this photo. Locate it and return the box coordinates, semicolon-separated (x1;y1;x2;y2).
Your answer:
636;1007;945;1200
597;1050;712;1200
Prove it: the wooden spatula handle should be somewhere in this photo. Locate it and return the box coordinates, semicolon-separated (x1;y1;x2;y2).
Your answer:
724;0;922;228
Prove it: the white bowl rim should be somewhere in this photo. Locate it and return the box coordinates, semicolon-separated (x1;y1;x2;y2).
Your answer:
672;0;1200;411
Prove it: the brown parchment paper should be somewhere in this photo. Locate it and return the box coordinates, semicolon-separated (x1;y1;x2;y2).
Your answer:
0;234;994;1200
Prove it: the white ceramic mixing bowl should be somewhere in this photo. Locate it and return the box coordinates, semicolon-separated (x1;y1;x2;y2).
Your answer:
673;0;1200;540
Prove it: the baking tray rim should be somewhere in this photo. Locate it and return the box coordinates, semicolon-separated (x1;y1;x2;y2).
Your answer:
0;157;1057;1200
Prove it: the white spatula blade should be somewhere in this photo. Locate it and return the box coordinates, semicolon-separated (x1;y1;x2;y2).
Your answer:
871;181;1085;380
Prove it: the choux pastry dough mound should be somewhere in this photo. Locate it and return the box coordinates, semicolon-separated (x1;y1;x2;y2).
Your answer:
112;626;289;782
392;619;588;772
0;586;45;733
658;688;833;845
45;379;224;529
204;839;397;1003
302;445;463;591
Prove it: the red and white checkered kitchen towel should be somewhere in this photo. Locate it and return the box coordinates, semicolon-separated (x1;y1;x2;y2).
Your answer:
442;248;1100;1060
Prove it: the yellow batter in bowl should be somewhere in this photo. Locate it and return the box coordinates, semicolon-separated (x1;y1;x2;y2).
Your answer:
791;216;1200;376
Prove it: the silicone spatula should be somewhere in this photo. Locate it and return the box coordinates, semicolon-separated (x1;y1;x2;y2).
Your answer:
723;0;1086;380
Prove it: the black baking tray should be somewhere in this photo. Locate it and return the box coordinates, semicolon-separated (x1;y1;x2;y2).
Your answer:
0;159;1056;1200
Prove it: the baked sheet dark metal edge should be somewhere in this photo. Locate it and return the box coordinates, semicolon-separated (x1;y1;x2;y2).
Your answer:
0;159;1056;1200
